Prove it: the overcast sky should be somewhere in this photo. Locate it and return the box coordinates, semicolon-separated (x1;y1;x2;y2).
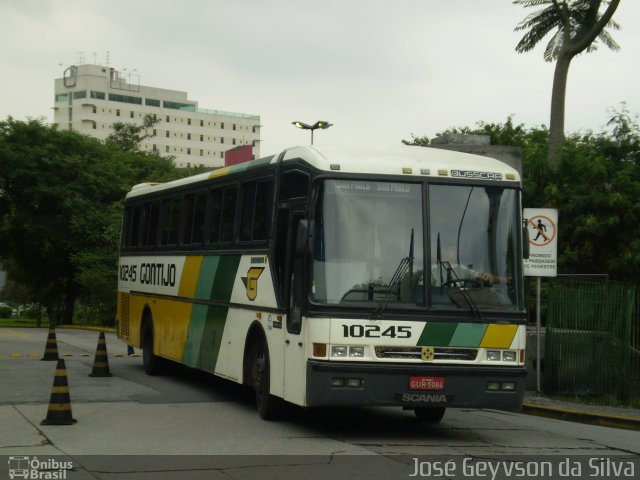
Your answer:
1;0;638;156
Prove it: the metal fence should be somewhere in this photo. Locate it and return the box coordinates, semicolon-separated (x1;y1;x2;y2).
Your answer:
543;278;640;407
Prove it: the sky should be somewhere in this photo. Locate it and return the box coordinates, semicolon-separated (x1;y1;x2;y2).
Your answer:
1;0;638;157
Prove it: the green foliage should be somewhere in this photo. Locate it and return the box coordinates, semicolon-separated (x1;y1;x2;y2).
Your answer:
404;105;640;281
0;117;181;324
0;305;11;318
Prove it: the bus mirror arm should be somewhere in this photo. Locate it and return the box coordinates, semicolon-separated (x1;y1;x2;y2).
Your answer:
296;219;311;253
522;220;530;260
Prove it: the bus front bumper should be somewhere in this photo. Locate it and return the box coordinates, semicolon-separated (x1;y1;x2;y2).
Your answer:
306;360;526;409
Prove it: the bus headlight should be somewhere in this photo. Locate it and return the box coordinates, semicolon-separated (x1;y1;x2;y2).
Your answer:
487;350;501;361
349;347;364;357
503;351;517;362
331;346;348;357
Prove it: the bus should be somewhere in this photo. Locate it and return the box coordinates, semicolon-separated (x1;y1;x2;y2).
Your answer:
116;145;527;422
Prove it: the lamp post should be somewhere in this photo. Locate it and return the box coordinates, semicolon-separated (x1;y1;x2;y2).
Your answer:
291;120;332;145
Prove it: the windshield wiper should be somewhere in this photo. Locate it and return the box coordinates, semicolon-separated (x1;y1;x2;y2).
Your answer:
371;229;414;319
439;261;483;321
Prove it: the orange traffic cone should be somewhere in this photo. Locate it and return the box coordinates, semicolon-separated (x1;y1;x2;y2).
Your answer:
89;331;113;377
41;325;59;361
41;358;76;425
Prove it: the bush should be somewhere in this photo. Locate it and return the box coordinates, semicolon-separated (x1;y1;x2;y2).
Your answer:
0;305;12;318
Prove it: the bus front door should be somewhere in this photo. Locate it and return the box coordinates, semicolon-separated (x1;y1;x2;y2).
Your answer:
283;212;306;405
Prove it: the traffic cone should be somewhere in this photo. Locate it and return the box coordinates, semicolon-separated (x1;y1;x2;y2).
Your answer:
41;358;76;425
41;325;59;361
89;331;113;377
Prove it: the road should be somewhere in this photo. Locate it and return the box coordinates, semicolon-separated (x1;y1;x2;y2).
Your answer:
1;327;638;479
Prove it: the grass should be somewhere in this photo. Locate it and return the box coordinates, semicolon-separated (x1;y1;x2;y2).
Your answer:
0;317;50;328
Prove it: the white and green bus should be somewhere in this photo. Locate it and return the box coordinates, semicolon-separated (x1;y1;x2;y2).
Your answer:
116;145;527;421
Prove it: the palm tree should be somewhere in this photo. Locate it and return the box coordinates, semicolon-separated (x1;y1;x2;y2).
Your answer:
514;0;621;169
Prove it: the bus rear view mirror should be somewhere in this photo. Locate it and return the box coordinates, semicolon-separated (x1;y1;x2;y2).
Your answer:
522;220;530;260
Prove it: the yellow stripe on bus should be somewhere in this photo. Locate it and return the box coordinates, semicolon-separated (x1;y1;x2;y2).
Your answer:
479;324;518;349
178;256;203;298
209;167;231;179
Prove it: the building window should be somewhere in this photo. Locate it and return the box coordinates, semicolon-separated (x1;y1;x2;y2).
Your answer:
90;91;105;100
188;118;191;125
166;116;170;123
187;133;191;140
166;131;169;138
92;106;97;114
252;126;257;133
200;135;203;141
116;109;120;117
200;149;203;156
92;121;96;130
200;120;204;127
163;101;195;111
221;122;225;129
108;93;142;105
153;144;157;152
220;152;224;159
145;98;160;107
55;94;69;103
232;139;236;145
233;124;236;131
73;91;86;99
221;137;224;144
153;129;157;136
130;111;134;119
166;146;170;153
187;148;191;155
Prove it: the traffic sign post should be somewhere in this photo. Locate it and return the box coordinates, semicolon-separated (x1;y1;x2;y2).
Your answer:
523;208;558;393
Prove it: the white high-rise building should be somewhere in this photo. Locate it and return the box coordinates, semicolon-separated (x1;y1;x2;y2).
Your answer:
53;64;261;168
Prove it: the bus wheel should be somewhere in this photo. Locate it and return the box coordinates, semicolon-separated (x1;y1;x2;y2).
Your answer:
252;337;281;420
141;320;165;376
414;407;446;423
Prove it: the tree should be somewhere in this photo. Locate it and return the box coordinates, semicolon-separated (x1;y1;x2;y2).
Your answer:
106;114;160;152
0;118;179;324
514;0;621;169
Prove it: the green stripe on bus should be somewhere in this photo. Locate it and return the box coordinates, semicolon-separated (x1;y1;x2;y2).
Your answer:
184;255;240;370
448;323;488;347
210;255;241;302
197;305;229;372
417;322;458;347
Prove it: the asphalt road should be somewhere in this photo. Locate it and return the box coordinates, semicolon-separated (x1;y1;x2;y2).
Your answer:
1;327;638;479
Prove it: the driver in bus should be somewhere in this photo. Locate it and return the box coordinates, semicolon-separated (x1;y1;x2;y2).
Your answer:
431;245;502;287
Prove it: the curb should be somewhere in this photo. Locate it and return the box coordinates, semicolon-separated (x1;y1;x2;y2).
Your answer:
522;402;640;431
58;325;116;333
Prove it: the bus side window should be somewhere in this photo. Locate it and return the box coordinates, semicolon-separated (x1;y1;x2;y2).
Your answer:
140;202;159;247
182;192;206;245
126;205;142;247
240;179;274;242
209;185;237;243
160;197;182;246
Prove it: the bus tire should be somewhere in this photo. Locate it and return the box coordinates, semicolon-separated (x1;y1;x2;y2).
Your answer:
141;318;165;376
414;407;446;423
252;336;281;420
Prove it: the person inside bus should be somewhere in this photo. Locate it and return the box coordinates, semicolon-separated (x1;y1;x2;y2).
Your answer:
431;245;504;287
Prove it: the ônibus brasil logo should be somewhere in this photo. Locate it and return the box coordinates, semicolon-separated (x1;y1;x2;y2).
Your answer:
7;456;73;480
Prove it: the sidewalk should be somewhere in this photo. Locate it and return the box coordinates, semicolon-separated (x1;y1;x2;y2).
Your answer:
522;391;640;430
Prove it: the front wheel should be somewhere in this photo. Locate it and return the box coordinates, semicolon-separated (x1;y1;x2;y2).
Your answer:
414;406;446;423
252;337;281;420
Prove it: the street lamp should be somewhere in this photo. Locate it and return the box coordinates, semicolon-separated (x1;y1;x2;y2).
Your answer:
291;120;333;145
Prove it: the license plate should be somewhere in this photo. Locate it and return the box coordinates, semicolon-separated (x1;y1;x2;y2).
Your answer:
409;376;445;391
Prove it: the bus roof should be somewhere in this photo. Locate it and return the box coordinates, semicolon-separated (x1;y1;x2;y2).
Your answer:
126;145;520;199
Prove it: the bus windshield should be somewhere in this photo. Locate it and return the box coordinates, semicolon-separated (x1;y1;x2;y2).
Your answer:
312;179;520;311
